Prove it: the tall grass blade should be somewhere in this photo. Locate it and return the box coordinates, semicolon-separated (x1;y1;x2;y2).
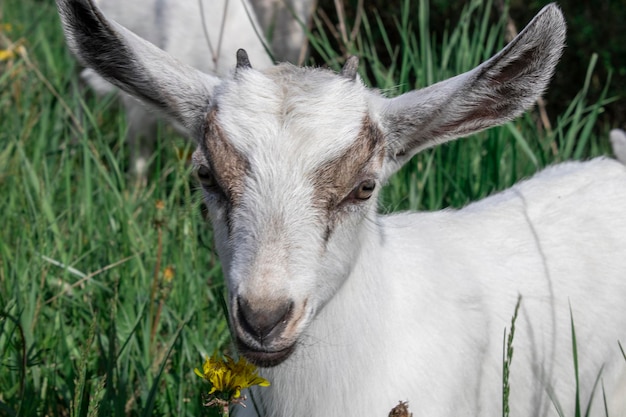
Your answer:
570;305;581;417
141;320;187;417
502;295;522;417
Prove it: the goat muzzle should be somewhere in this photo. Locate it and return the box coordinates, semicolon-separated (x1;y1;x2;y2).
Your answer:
233;296;297;367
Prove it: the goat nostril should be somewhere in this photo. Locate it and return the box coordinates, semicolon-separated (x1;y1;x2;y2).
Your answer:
237;297;293;342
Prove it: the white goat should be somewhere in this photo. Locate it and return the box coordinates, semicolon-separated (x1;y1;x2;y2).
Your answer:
82;0;316;180
56;0;626;416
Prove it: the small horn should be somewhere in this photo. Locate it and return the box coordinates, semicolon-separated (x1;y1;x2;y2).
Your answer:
236;49;252;70
340;56;359;80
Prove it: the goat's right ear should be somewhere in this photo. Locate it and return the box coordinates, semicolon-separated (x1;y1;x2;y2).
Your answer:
56;0;221;138
376;3;566;180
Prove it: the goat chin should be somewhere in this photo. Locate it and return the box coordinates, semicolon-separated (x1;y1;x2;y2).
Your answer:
56;0;626;416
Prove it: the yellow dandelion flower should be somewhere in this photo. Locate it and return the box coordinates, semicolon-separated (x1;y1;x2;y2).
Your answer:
195;353;270;401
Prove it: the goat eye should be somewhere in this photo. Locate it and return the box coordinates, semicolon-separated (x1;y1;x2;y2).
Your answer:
196;165;220;191
353;179;376;201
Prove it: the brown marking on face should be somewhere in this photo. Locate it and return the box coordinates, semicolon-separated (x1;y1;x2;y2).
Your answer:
201;106;249;206
310;115;385;239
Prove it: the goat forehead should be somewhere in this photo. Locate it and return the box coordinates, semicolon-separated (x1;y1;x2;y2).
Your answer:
212;65;373;168
226;113;384;236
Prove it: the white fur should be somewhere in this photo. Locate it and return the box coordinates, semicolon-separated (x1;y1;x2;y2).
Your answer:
242;157;626;417
56;1;626;416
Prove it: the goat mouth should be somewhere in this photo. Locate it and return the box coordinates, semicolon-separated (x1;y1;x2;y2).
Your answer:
236;339;295;367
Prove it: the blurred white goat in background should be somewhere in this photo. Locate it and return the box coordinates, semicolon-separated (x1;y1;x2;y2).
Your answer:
82;0;316;181
610;129;626;163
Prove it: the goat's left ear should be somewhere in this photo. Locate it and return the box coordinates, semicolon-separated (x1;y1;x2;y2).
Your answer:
56;0;221;139
377;3;566;179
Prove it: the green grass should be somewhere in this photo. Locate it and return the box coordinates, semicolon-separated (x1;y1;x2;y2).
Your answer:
0;0;616;416
1;3;228;416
